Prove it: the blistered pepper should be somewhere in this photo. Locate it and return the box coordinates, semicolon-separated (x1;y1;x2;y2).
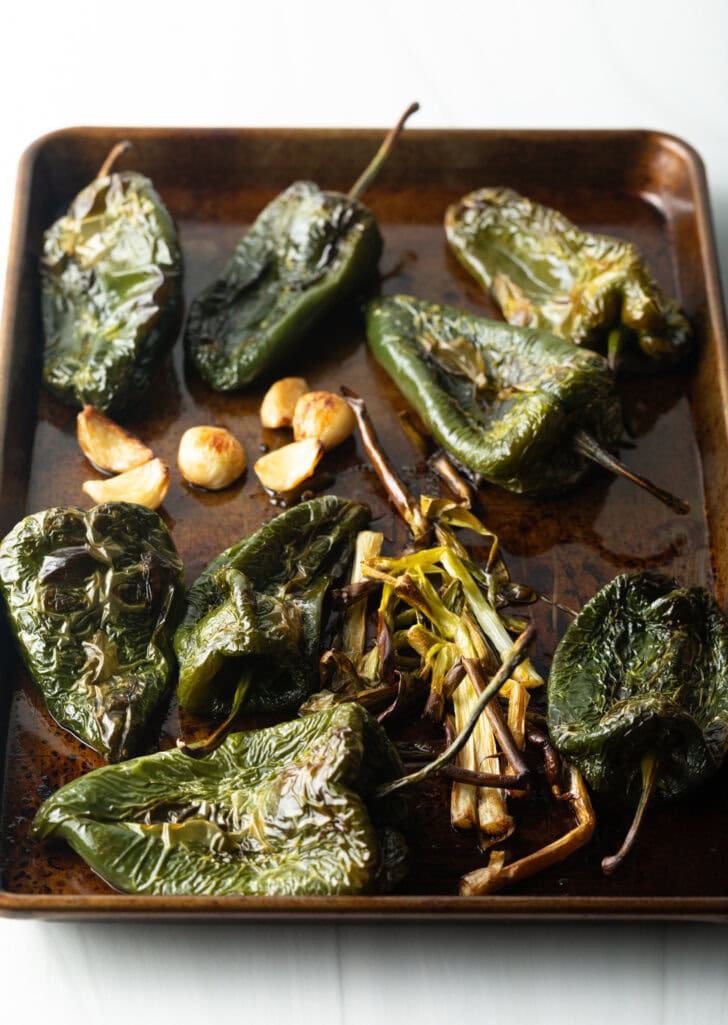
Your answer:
0;503;184;762
445;188;691;373
174;495;369;726
547;571;728;871
185;104;418;391
41;143;183;414
366;295;687;511
32;703;408;896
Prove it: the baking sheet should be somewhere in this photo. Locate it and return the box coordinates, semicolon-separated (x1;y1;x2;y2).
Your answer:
1;127;727;919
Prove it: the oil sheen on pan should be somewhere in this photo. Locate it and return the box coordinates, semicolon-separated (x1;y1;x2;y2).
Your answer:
0;127;727;917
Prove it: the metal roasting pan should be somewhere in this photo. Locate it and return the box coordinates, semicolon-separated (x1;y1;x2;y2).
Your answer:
1;127;727;920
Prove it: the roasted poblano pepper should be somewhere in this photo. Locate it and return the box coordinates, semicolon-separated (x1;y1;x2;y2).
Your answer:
548;572;728;871
42;143;183;414
0;503;184;762
445;188;691;373
32;704;408;896
185;182;381;391
185;104;418;391
367;294;623;495
174;495;369;722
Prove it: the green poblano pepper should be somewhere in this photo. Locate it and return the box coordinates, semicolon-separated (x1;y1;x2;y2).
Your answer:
184;104;419;391
445;188;691;373
41;144;183;414
548;572;728;801
175;495;370;719
185;181;382;391
548;572;728;870
32;704;408;896
366;294;623;495
0;503;184;762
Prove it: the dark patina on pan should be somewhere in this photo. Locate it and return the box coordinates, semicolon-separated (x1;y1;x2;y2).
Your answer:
1;127;727;920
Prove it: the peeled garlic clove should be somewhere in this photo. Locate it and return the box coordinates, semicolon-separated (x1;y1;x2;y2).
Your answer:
83;458;170;510
77;405;154;474
260;377;309;428
178;426;247;490
254;439;324;493
292;391;356;450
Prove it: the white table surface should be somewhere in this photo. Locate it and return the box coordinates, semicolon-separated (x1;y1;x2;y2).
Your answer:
2;1;728;1020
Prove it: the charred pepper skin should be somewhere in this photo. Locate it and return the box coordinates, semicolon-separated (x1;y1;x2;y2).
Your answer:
547;572;728;805
0;503;185;762
174;495;370;718
366;294;623;495
184;181;382;391
31;703;408;897
41;166;182;415
445;188;691;374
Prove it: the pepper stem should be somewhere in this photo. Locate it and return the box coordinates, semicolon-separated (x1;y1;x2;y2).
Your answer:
348;102;420;201
601;751;659;875
373;624;534;799
606;327;625;373
573;429;689;515
96;140;132;180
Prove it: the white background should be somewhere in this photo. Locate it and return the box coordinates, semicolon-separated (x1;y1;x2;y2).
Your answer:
1;1;728;1021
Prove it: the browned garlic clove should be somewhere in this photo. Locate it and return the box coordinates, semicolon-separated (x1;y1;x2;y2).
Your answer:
77;405;154;474
178;426;247;490
253;439;324;493
260;377;309;429
292;391;356;450
82;458;170;510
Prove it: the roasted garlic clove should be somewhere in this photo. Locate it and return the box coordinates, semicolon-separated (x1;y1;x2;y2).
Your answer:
254;439;324;493
292;391;356;450
178;426;247;490
83;458;170;510
77;405;154;474
260;377;309;429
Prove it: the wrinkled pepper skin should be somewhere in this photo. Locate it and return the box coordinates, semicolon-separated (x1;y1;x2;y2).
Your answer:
175;495;370;718
0;503;184;762
445;188;691;373
42;168;182;414
184;181;382;391
32;703;408;896
547;572;728;804
366;295;622;495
